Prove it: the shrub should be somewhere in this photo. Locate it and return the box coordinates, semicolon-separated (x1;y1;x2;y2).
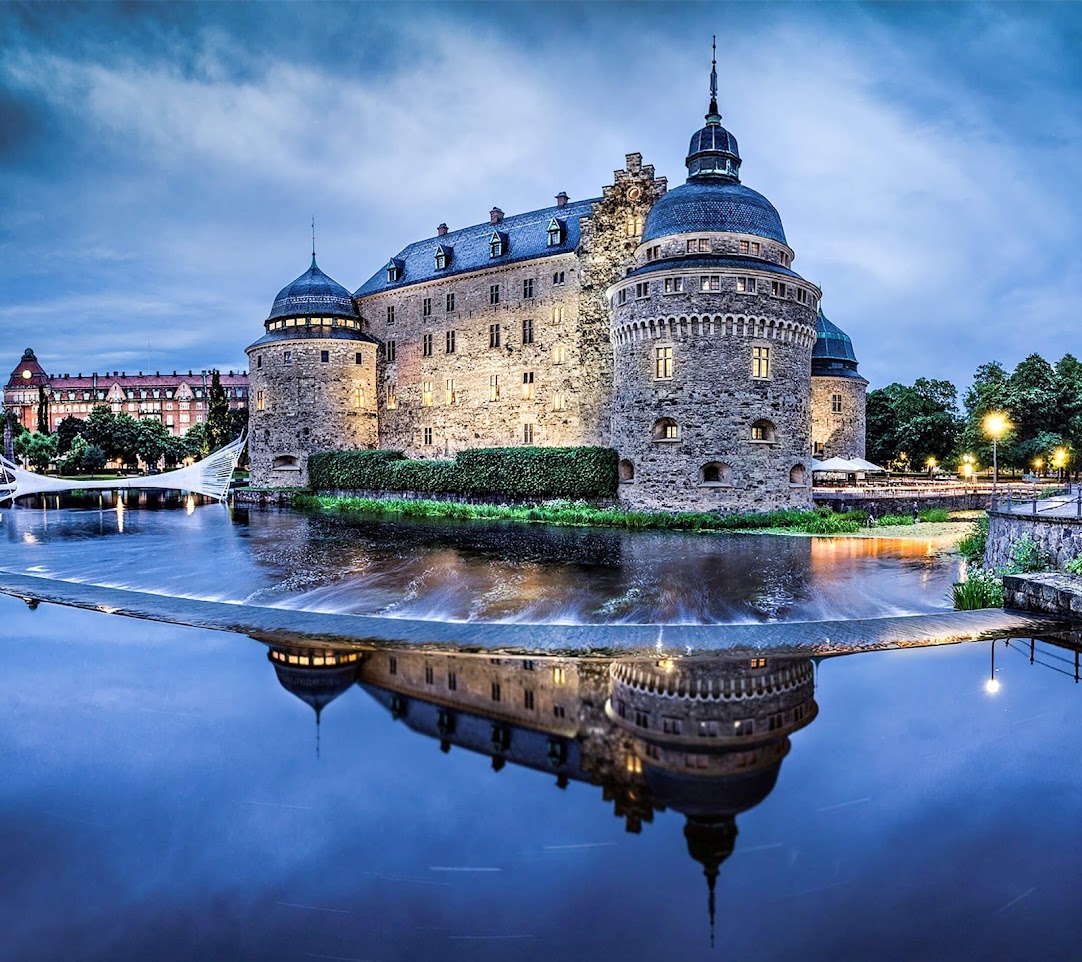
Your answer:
1006;533;1048;574
957;517;988;565
952;567;1005;610
1065;555;1082;576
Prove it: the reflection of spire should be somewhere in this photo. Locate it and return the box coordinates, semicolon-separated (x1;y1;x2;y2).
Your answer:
684;816;737;948
316;706;321;760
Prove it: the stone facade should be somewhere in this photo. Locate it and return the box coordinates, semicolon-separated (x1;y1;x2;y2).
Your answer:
811;374;867;460
986;509;1082;571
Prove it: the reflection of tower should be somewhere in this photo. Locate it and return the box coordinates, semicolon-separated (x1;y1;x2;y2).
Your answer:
607;655;817;943
265;643;367;757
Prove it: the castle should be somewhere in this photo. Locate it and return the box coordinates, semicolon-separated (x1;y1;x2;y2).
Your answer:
247;55;866;512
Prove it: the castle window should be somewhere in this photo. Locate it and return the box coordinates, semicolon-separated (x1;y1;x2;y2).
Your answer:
386;340;396;362
778;252;791;267
553;271;565;285
386;382;397;409
446;378;458;404
625;215;643;237
700;461;732;486
552;344;566;364
771;281;788;298
832;393;843;414
552;306;565;323
256;355;262;369
490;284;500;305
424;665;434;685
523;278;534;299
736;276;756;294
662;716;683;735
523;423;535;444
448;671;457;691
652;417;680;441
618;459;634;482
356;352;363;365
435;245;452;270
422;381;433;406
386;260;403;282
491;681;501;702
283;350;292;365
489;374;500;401
522;371;534;400
446;292;456;312
664;277;683;294
272;455;299;470
320;350;329;363
813;441;824;456
617;289;627;306
655;346;673;379
752;345;771;379
522;317;534;344
256;390;264;411
700;275;720;292
489;323;501;348
354;386;365;408
797;288;808;305
424;426;433;445
546;217;564;246
553;705;566;719
489;231;507;257
635;282;649;299
552;392;566;412
422;333;433;357
645;244;661;262
386;305;395;324
389;656;397;675
423;297;432;317
446;330;456;354
634;709;649;729
524;689;535;710
790;464;806;485
751;419;777;442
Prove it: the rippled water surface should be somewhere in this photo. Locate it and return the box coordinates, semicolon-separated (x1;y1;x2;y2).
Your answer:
0;498;962;624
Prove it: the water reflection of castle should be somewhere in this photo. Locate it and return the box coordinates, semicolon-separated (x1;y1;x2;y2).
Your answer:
262;638;817;936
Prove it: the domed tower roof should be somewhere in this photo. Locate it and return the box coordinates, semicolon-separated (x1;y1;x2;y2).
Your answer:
267;256;360;323
641;42;786;246
812;306;864;379
5;348;49;390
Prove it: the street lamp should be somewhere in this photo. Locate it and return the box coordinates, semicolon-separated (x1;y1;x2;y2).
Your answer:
983;412;1011;505
926;456;937;477
1052;447;1068;483
1034;457;1044;477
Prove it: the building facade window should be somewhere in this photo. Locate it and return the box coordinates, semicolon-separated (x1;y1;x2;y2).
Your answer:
355;352;363;365
523;278;534;299
423;426;433;445
446;330;456;354
256;355;262;369
423;297;432;317
664;277;683;294
522;371;534;399
797;288;808;304
446;292;456;312
490;232;506;257
552;305;564;323
739;240;761;255
771;280;788;298
490;284;500;305
422;333;433;357
354;386;364;408
386;305;395;324
617;289;627;306
700;461;732;485
752;345;771;379
546;217;564;246
523;423;535;444
635;281;649;299
446;378;458;404
489;323;501;348
832;393;843;414
552;392;566;411
489;374;500;401
552;344;566;364
422;381;433;406
553;271;565;285
751;419;776;442
256;390;264;411
736;276;756;294
386;340;396;362
656;346;673;379
283;350;292;365
700;275;720;291
386;382;397;409
522;317;534;344
652;417;679;440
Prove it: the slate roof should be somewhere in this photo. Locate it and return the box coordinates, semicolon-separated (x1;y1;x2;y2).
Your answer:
812;308;866;380
625;254;805;283
642;180;787;245
268;258;360;322
354;198;598;297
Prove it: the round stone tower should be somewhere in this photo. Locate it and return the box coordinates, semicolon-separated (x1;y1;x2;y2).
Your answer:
608;57;819;513
810;306;868;460
246;253;379;487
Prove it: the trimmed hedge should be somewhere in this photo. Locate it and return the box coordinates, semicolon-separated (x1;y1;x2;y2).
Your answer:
306;446;619;499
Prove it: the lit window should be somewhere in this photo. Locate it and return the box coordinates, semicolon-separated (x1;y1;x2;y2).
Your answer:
386;382;397;409
771;280;788;298
446;292;456;312
490;284;500;305
523;422;535;444
424;426;433;445
700;275;720;291
635;281;649;299
489;374;500;401
552;344;566;364
422;333;433;357
489;323;501;348
423;297;432;317
736;276;756;294
626;215;643;236
354;386;364;408
422;381;433;406
386;305;395;324
522;371;534;399
739;240;749;254
522;318;534;344
832;393;843;414
652;417;679;440
256;390;264;411
552;306;564;323
445;330;456;354
446;378;458;404
552;392;566;411
753;346;770;379
553;271;565;285
751;419;776;442
656;346;673;379
664;277;683;294
386;340;396;362
523;278;534;298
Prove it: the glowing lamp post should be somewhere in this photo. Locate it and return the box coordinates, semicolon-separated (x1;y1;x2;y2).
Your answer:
926;456;937;477
961;453;975;486
983;412;1011;506
1052;447;1068;483
1034;458;1044;478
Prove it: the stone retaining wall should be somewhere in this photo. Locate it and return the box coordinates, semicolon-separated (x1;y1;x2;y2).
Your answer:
814;492;990;515
986;510;1082;570
1003;572;1082;620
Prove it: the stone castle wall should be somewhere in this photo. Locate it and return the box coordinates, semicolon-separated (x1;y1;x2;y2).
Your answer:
811;375;867;460
246;335;378;486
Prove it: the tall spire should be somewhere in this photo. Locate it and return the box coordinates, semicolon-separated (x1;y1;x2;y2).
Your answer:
311;216;317;269
706;35;721;126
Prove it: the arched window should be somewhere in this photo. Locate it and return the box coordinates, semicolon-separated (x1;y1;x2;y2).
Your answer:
700;462;732;486
789;464;806;485
751;419;776;442
618;459;635;482
652;417;680;441
272;455;300;470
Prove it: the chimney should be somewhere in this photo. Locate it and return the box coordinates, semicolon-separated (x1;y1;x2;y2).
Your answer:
437;223;448;236
490;207;504;225
556;192;569;208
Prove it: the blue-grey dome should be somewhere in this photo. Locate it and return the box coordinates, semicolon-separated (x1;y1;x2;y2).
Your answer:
686;124;741;180
641;180;787;245
268;258;359;322
812;308;864;379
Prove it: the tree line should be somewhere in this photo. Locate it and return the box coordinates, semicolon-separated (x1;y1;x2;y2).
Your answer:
867;352;1082;476
8;370;244;474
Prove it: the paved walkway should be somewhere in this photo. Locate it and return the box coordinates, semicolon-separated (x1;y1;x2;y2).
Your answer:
0;570;1067;656
995;487;1082;518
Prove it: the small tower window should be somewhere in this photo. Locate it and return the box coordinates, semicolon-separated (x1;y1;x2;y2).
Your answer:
546;217;565;247
751;419;776;442
635;282;649;299
320;350;329;363
789;464;806;485
752;346;771;379
832;393;843;414
385;259;403;282
618;459;635;482
652;417;680;441
522;318;534;344
489;231;507;257
435;244;452;270
553;271;565;285
736;276;756;294
655;346;673;380
700;462;732;486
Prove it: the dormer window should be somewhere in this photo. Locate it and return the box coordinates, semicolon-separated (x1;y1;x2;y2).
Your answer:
385;259;403;282
489;231;508;257
546;217;565;247
434;244;452;270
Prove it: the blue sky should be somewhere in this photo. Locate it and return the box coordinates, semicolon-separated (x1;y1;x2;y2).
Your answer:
2;1;1080;394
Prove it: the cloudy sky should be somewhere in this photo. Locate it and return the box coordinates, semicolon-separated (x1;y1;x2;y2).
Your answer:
2;1;1080;393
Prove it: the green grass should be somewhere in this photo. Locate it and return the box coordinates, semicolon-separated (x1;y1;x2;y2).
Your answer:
291;494;869;535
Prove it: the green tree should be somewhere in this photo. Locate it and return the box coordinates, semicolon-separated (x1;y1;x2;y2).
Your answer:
960;361;1011;466
55;415;84;455
112;413;141;468
183;421;208;460
81;444;107;474
136;418;171;469
162;434;189;468
14;431;58;471
866;378;961;468
82;405;117;455
1002;353;1059;467
59;434;89;475
205;370;231;452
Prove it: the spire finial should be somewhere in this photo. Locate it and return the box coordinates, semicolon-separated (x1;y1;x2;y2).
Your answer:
706;35;721;125
310;217;317;269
